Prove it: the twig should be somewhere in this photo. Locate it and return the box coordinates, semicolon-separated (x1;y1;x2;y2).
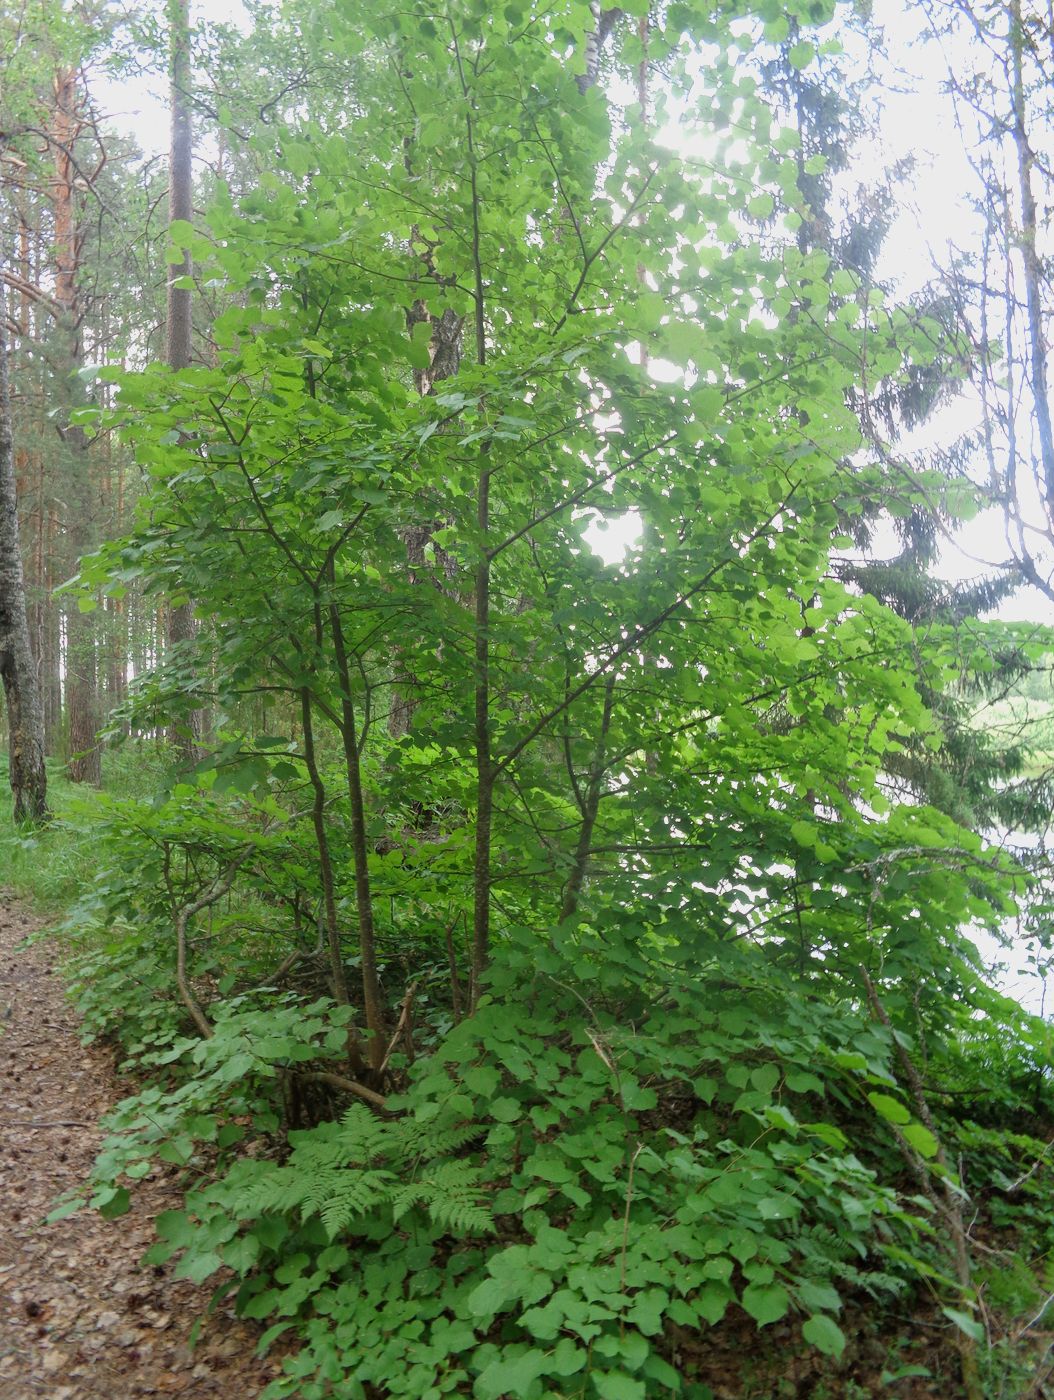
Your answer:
379;981;419;1076
245;925;324;992
1007;1139;1054;1194
619;1142;644;1303
860;967;984;1400
1023;1340;1054;1399
1017;1290;1054;1339
0;1119;93;1128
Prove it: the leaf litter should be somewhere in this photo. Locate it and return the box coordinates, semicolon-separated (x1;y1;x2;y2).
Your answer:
0;891;287;1399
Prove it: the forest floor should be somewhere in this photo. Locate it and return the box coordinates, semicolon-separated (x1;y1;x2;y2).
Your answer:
0;891;281;1399
1;879;1050;1400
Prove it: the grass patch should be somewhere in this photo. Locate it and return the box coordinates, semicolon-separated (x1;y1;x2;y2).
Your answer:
0;746;173;914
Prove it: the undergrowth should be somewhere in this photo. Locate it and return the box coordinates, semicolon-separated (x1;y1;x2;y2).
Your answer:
0;747;171;910
35;785;1054;1400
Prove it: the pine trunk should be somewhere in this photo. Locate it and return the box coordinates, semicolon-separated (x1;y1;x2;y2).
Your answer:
0;286;48;823
166;0;201;759
51;67;101;784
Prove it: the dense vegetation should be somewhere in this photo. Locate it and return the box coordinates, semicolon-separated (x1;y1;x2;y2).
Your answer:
3;1;1054;1397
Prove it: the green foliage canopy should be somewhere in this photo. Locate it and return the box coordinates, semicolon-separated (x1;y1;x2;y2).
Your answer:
61;0;1054;1394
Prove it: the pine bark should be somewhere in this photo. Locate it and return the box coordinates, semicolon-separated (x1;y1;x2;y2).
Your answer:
50;67;101;785
166;0;201;758
0;284;48;823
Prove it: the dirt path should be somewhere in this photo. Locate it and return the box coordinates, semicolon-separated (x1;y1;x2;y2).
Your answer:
0;892;285;1399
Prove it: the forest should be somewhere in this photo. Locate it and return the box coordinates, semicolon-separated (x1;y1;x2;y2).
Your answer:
2;1;1054;1397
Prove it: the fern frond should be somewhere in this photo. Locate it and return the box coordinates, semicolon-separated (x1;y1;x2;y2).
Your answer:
336;1105;393;1163
232;1166;307;1217
400;1120;481;1162
283;1164;397;1238
389;1160;493;1235
432;1196;493;1234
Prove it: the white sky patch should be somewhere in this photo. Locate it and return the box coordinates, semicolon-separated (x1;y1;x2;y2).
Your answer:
581;509;643;565
92;0;250;157
89;3;1053;634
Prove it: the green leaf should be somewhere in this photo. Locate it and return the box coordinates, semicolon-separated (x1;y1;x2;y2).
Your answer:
468;1276;512;1317
868;1092;910;1125
465;1064;500;1097
549;1337;586;1376
255;1321;294;1356
802;1314;846;1357
490;1096;522;1122
696;1282;731;1324
475;1349;546;1400
690;384;724;421
96;1187;131;1219
797;1281;841;1314
407;318;433;369
46;1196;85;1224
594;1373;646;1400
173;1250;223;1284
621;1077;658;1111
902;1123;940;1159
741;1283;790;1326
941;1308;985;1342
223;1234;261;1273
750;1063;780;1095
785;1069;823;1094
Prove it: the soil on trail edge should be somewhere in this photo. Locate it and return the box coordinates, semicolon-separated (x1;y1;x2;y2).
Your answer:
0;891;286;1398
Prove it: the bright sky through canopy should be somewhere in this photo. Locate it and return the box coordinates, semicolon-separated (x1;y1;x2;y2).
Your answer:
92;0;1054;630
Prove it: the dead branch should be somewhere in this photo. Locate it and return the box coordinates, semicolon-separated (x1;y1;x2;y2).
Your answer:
298;1069;391;1114
0;270;59;317
1007;1138;1054;1194
379;980;419;1076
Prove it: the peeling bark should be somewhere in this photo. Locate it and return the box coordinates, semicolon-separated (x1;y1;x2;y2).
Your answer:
576;5;623;94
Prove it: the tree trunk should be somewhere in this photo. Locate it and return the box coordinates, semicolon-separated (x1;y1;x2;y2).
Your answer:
1010;0;1054;529
0;283;48;823
166;0;201;759
50;67;101;785
576;5;623;94
42;505;62;753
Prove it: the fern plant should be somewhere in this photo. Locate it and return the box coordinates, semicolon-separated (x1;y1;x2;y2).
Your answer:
205;1105;492;1243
